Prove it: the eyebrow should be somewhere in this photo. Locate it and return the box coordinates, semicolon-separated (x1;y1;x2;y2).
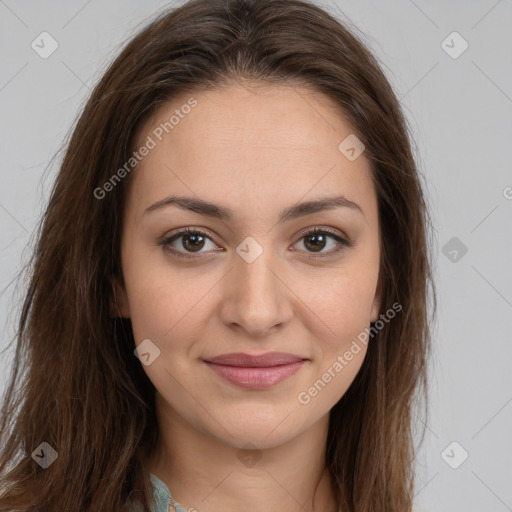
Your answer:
143;194;364;222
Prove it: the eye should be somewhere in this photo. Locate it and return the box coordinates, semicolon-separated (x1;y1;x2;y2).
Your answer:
158;226;352;260
292;227;352;257
159;227;220;259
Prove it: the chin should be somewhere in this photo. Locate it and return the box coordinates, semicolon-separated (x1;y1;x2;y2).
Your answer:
203;406;312;450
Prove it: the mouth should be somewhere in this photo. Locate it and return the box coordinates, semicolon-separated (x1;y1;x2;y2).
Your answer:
202;352;307;389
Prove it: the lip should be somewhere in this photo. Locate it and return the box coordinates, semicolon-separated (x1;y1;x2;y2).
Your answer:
203;352;307;389
204;352;305;367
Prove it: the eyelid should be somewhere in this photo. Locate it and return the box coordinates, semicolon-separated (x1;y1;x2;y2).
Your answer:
295;225;350;243
160;226;218;243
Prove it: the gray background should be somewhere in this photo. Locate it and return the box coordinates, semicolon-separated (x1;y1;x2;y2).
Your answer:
1;1;511;510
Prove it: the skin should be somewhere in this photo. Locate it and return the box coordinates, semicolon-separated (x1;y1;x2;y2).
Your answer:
115;81;381;512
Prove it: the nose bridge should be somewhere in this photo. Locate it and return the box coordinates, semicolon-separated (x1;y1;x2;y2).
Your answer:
219;237;292;336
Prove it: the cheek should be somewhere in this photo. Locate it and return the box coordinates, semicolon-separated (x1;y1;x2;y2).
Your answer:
122;250;220;352
301;261;379;340
296;255;378;396
295;275;375;410
127;277;197;342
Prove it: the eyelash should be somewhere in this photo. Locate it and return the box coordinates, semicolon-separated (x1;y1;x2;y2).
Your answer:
158;227;353;260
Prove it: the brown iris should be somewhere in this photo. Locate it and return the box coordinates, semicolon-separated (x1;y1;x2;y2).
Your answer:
303;233;327;252
181;233;206;252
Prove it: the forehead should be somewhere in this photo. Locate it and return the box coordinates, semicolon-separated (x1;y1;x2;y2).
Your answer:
127;81;376;221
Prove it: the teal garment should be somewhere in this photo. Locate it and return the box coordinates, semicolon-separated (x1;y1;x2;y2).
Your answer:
150;473;188;512
128;473;186;512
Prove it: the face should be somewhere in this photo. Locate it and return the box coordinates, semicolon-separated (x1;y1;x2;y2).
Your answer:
116;81;381;449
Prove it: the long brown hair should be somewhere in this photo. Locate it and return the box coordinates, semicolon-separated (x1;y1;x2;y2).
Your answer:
0;0;436;510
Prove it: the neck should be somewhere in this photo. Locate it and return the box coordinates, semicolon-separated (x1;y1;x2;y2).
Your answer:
146;393;338;512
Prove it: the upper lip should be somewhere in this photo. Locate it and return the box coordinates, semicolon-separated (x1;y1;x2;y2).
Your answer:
203;352;306;367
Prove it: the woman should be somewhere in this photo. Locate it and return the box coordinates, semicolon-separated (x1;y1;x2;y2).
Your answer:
0;0;435;510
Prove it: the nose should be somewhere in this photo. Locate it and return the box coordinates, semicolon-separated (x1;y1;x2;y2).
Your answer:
218;247;293;338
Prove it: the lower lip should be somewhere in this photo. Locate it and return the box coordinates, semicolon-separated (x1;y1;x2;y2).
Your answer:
204;361;305;389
